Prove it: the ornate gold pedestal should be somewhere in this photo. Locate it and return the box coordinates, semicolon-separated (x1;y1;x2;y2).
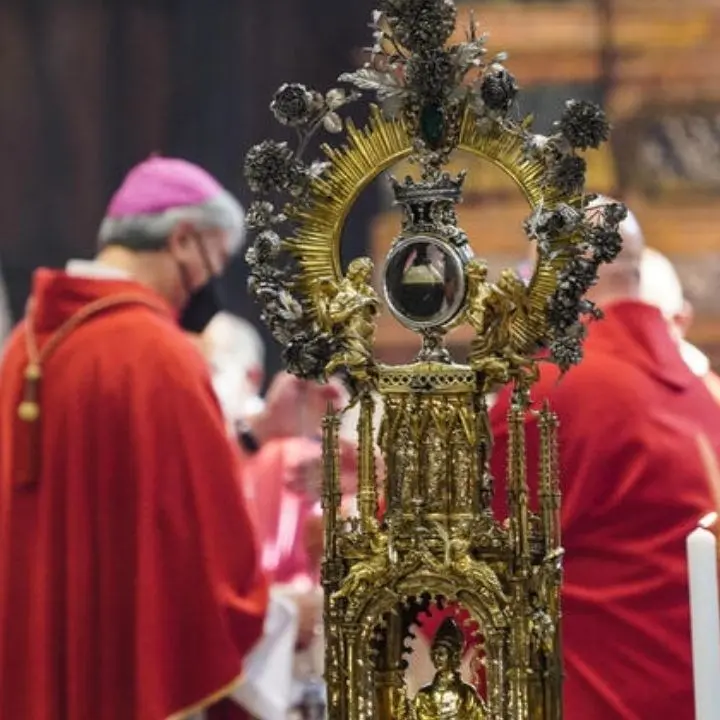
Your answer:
320;370;562;720
243;2;626;717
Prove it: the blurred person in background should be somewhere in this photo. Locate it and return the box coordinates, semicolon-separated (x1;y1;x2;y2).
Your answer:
640;246;720;403
201;311;267;425
0;155;332;720
194;311;361;714
227;371;358;711
489;200;720;719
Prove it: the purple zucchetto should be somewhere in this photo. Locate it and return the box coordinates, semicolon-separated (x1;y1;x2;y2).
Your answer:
98;156;245;252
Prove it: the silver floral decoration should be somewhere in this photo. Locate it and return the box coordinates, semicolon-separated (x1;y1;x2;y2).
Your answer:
242;0;626;376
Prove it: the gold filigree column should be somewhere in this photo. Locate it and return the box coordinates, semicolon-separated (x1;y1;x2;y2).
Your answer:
507;387;531;568
422;398;448;515
322;409;342;567
322;411;345;719
449;396;477;518
344;625;360;720
379;396;401;516
507;387;531;720
485;627;507;720
401;398;421;514
539;402;561;556
374;611;406;720
539;402;563;720
357;391;379;532
476;393;494;513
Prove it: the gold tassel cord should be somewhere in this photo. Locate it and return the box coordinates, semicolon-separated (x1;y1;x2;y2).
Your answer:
15;295;167;488
17;363;42;423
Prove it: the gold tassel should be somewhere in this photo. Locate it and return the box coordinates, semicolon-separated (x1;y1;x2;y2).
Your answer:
13;293;166;490
16;363;42;488
18;363;41;422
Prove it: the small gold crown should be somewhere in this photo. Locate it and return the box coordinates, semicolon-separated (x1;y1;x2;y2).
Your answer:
391;171;465;207
390;171;468;247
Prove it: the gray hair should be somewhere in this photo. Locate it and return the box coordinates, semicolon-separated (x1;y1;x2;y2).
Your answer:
97;190;246;253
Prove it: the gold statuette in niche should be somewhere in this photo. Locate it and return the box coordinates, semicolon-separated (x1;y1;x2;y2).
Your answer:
243;1;626;718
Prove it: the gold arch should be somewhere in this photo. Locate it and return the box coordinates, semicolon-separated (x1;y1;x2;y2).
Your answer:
352;572;509;637
348;574;509;717
285;104;568;308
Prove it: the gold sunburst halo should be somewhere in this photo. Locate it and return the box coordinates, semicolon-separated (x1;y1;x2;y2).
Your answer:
285;103;572;331
286;104;412;290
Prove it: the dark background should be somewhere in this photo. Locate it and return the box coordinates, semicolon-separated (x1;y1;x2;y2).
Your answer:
0;0;375;378
4;1;719;372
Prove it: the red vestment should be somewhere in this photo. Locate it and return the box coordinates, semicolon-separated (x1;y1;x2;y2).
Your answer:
245;438;320;584
0;270;267;720
490;301;720;719
244;436;361;585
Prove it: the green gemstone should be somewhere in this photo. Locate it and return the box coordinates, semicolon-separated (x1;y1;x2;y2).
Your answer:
420;104;445;149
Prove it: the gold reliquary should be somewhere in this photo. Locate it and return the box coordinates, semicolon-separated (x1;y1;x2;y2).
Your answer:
243;2;626;717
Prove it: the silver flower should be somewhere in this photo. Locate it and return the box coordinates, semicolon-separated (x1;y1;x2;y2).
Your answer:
244;140;303;195
271;83;315;126
387;0;457;53
557;100;610;151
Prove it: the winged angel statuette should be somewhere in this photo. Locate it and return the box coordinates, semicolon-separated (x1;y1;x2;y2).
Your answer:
465;261;538;387
331;531;391;607
313;257;381;383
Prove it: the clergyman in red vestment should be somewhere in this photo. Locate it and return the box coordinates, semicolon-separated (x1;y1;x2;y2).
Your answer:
489;201;720;719
640;246;720;405
0;157;323;720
